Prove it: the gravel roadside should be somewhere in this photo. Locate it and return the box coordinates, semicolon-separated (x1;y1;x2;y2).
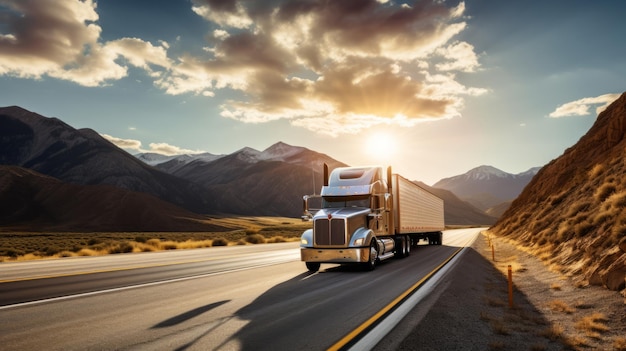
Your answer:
375;231;626;351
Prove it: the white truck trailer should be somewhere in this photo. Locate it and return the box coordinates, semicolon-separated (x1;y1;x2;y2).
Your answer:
300;165;444;272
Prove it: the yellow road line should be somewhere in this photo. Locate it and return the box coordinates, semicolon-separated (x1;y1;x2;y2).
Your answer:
327;246;465;351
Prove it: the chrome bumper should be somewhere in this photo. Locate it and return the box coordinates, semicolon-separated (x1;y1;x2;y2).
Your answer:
300;247;370;263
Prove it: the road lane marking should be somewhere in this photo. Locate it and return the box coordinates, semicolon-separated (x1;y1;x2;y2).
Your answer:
0;250;298;283
328;229;481;351
0;260;296;311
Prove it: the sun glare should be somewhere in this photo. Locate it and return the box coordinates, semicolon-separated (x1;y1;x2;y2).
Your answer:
365;132;397;160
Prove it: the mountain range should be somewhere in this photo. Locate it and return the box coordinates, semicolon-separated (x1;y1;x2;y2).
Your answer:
1;105;501;231
433;165;541;213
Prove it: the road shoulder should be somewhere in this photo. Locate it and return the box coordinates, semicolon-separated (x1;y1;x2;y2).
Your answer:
376;231;626;350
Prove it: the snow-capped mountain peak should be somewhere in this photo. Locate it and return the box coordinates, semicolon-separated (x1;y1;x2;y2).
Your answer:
234;147;262;163
135;153;179;166
465;165;511;180
260;141;305;161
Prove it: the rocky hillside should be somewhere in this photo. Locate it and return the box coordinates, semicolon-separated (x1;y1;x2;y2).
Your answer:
490;92;626;291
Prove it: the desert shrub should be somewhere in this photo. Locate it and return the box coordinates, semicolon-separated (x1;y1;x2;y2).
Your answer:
77;248;98;256
614;337;626;351
566;200;592;218
266;236;287;243
87;238;101;246
134;236;148;243
537;236;548;246
588;164;605;178
550;192;568;207
244;228;260;235
45;246;62;256
612;212;626;240
575;313;609;333
160;241;178;250
609;191;626;208
245;234;266;244
146;239;161;248
236;239;248;245
595;182;617;202
0;247;25;258
556;224;574;244
592;210;612;226
571;212;588;225
58;251;74;258
109;242;133;254
574;220;594;237
211;237;229;246
548;300;575;314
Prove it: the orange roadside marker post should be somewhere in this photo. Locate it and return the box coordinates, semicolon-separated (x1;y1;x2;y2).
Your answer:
508;265;514;308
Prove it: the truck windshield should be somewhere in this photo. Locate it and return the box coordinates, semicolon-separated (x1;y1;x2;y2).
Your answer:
322;195;369;209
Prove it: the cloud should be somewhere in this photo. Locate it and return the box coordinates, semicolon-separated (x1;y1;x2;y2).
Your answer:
165;0;484;135
101;134;204;156
0;0;169;86
147;142;205;156
101;134;143;151
549;93;620;118
1;0;485;135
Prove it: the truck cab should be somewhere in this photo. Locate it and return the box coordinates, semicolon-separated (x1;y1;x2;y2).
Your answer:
300;166;404;272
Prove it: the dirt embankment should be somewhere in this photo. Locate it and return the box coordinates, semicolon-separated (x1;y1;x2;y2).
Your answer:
377;231;626;351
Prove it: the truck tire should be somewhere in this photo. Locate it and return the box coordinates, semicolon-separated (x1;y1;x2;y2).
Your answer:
363;241;378;271
405;235;411;256
306;262;320;272
437;232;443;245
394;236;407;258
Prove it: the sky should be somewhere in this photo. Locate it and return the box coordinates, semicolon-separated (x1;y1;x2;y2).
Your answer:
0;0;624;185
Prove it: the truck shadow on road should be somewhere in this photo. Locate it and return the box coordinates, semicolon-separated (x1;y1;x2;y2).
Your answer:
151;300;231;329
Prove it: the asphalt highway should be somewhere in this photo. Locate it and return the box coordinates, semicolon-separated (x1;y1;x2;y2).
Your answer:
0;228;481;350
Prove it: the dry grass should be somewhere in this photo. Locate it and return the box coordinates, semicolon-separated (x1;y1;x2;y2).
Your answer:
614;337;626;351
0;217;310;261
574;313;610;334
547;300;575;314
539;324;564;341
550;282;562;291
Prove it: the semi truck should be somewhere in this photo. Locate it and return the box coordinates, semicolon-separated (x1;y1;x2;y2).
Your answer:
300;165;444;272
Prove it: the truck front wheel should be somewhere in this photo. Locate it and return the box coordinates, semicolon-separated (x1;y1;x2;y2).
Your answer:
363;241;378;271
306;262;320;272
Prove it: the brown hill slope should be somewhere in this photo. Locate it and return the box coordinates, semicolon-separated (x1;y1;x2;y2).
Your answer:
0;166;229;232
490;92;626;291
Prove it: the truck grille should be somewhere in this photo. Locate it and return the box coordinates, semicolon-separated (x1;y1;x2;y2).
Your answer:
314;218;346;246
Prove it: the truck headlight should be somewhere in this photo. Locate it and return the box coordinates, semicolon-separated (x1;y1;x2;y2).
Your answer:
354;238;364;246
301;238;309;245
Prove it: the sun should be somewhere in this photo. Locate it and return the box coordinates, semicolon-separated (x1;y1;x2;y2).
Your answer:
365;132;397;160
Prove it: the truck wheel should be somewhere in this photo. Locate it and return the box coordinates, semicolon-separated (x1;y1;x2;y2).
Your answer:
438;232;443;245
405;235;411;256
363;241;378;271
394;236;406;258
306;262;320;272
